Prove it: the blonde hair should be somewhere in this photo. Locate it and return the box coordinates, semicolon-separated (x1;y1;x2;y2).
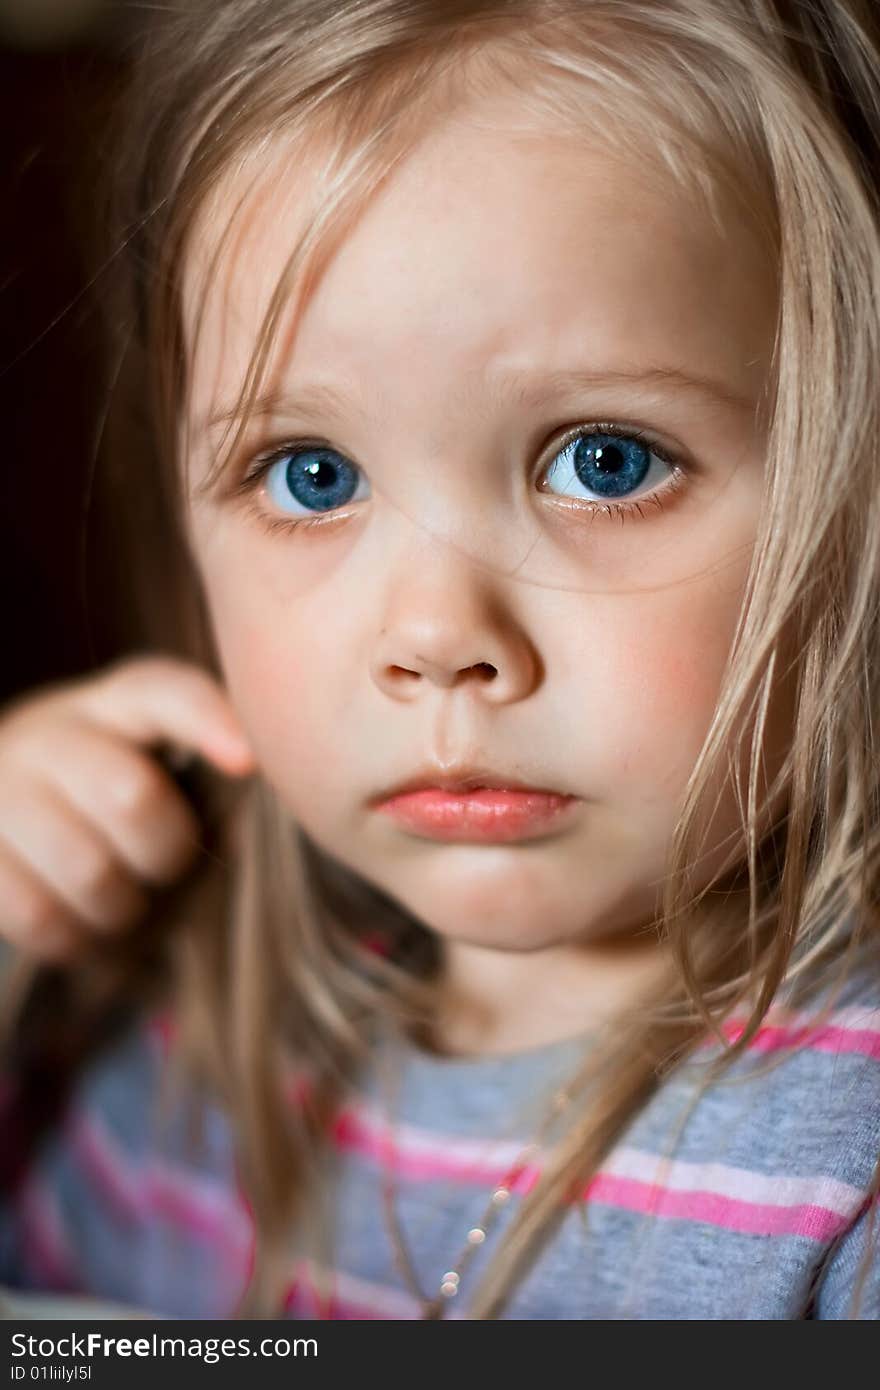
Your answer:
4;0;880;1318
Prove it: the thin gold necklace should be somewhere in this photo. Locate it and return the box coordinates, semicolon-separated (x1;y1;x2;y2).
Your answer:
376;1028;574;1320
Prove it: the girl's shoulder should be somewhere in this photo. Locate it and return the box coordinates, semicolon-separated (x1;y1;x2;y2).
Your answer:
712;932;880;1074
663;942;880;1190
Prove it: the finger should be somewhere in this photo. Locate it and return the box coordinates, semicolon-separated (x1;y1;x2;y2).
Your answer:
0;839;90;961
0;776;150;932
11;721;205;887
73;654;255;775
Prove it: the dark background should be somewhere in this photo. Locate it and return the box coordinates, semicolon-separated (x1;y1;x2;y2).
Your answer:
0;0;152;708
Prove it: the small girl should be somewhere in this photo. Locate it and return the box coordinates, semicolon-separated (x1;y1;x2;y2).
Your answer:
1;0;879;1320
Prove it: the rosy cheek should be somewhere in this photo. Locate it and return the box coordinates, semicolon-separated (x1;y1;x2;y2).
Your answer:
222;632;312;748
212;608;353;825
604;592;741;790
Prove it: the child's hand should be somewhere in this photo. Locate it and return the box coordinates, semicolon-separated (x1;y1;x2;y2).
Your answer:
0;655;254;962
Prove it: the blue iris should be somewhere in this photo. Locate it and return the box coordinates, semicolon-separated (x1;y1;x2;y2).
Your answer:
571;433;650;499
282;448;360;512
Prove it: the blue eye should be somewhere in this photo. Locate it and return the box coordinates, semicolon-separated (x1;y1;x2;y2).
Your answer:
262;445;370;516
237;423;685;537
541;428;674;505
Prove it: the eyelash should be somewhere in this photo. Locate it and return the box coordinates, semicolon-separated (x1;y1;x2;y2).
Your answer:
229;422;689;538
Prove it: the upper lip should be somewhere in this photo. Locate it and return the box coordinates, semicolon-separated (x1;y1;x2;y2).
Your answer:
373;764;571;801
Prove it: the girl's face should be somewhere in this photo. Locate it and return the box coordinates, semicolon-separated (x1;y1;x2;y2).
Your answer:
181;94;780;957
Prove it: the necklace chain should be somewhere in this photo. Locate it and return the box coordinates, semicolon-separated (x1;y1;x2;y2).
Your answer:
377;1031;573;1320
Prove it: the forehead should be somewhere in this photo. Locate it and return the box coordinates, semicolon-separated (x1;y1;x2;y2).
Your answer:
180;96;777;437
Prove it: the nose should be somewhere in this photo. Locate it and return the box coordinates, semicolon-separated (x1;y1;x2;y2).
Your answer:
368;552;540;704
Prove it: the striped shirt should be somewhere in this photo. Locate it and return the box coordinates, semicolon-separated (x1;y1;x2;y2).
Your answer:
1;958;879;1319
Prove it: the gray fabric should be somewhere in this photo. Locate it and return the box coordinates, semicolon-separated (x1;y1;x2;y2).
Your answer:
1;955;878;1320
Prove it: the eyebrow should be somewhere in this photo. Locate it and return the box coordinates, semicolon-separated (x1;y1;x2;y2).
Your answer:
198;363;757;437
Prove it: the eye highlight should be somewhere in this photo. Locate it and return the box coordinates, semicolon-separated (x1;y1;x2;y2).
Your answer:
537;423;687;523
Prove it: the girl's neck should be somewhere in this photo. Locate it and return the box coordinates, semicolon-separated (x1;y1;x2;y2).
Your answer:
428;933;670;1059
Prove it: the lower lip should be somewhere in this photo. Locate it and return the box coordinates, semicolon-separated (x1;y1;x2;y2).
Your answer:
374;788;580;842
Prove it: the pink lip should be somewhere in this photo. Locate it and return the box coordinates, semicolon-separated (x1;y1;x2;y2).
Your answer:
374;787;580;842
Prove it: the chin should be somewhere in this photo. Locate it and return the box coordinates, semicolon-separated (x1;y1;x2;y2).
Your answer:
389;892;592;953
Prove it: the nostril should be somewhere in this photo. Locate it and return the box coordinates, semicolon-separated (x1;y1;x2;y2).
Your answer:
384;661;497;683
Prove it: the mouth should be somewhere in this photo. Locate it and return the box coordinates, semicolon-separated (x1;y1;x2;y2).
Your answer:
369;766;580;843
371;765;570;800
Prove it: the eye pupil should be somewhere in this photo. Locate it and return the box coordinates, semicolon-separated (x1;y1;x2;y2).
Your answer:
304;458;334;488
592;444;624;475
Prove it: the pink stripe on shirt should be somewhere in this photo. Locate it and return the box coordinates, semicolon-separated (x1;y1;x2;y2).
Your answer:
326;1098;868;1239
701;1004;880;1058
16;1176;80;1291
579;1174;853;1240
63;1107;251;1266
